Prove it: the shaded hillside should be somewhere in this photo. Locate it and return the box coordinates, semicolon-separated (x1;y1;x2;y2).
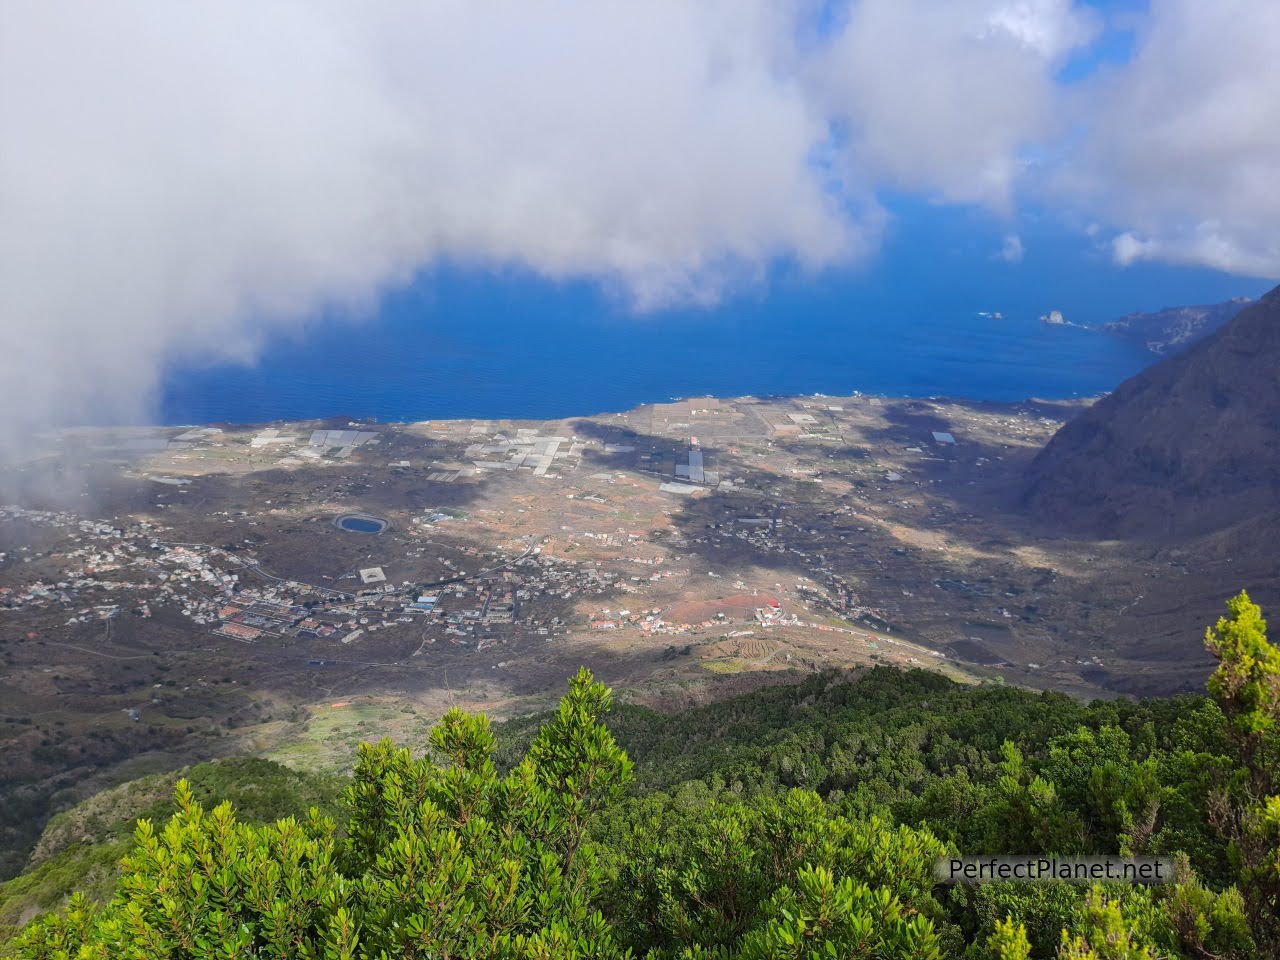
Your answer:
1097;297;1252;355
1024;283;1280;541
0;757;343;934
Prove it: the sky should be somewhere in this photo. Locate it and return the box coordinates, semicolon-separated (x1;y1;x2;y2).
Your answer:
1;0;1278;450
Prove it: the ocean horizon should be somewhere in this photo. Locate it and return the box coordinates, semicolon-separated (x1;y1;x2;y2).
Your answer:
158;310;1153;427
153;214;1269;428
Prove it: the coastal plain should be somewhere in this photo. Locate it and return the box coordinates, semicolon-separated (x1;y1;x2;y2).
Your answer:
0;392;1227;879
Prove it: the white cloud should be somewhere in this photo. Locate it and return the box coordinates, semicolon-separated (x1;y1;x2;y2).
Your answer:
1110;232;1160;267
1;0;1277;452
0;0;1093;450
998;234;1026;263
0;1;852;446
815;0;1094;209
983;0;1100;59
1067;0;1280;278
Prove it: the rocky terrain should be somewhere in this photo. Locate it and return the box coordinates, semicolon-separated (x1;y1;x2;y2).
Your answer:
1024;284;1280;667
1026;284;1280;539
1096;297;1252;355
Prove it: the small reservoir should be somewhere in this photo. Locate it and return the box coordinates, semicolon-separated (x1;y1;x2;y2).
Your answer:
335;514;388;534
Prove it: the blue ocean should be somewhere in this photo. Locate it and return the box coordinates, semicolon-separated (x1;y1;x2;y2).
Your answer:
158;205;1269;426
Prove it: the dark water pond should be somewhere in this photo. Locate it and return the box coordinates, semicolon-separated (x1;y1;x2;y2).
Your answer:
336;515;387;534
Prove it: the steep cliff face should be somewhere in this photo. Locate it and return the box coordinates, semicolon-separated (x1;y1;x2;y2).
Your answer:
1024;284;1280;540
1098;298;1251;355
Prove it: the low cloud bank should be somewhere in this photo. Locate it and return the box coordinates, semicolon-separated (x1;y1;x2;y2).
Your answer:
1;0;1275;450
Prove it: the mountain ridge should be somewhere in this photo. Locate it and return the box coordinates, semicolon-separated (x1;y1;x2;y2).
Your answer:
1095;297;1252;355
1024;282;1280;541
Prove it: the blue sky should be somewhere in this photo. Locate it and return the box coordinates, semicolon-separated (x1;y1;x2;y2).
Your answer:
1057;0;1146;81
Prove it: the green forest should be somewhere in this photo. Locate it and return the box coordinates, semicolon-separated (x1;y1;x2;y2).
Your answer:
4;591;1279;959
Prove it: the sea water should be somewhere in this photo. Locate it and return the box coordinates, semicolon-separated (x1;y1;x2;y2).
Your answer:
156;222;1265;426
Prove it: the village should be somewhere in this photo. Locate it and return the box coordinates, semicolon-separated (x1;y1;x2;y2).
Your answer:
0;493;913;669
0;504;628;655
2;391;1129;696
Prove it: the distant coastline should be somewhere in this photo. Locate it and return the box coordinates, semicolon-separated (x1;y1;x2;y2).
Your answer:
156;308;1153;429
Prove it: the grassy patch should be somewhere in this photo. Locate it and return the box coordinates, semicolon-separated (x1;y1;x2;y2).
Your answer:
265;700;435;773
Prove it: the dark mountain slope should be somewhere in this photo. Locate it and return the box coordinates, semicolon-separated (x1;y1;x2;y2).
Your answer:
1024;283;1280;541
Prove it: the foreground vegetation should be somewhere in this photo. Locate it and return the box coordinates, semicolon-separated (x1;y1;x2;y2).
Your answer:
6;592;1280;958
0;760;345;934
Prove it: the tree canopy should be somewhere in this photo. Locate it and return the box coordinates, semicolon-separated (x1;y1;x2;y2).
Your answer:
8;594;1280;959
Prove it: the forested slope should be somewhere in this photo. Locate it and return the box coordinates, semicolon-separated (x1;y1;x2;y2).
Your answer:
5;592;1279;959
